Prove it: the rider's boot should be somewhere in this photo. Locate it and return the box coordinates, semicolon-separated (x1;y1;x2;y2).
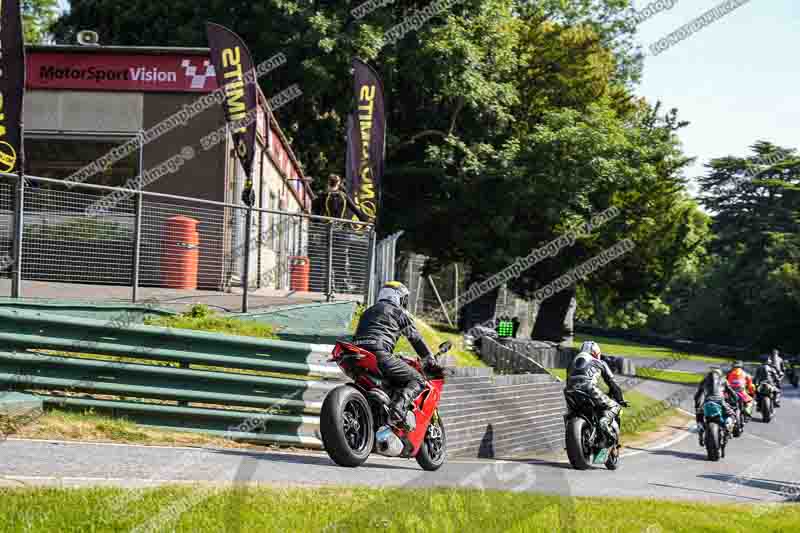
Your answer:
599;412;619;448
698;426;705;447
391;381;424;430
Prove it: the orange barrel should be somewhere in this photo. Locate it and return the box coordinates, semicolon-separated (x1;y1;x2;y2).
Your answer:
289;256;310;292
161;215;200;289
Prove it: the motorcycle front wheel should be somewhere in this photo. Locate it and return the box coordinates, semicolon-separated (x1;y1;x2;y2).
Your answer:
605;445;621;471
320;385;374;467
565;417;593;470
416;411;447;471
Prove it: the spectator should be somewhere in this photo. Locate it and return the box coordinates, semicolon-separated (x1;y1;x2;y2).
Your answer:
311;174;368;293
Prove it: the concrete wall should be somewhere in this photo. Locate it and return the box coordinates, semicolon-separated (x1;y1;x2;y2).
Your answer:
439;367;566;458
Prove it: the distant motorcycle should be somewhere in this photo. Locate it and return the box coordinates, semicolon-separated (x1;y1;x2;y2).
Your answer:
564;390;629;471
755;382;778;423
701;400;733;461
786;358;799;389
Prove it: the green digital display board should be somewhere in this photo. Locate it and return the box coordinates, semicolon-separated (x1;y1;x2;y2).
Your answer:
497;319;514;338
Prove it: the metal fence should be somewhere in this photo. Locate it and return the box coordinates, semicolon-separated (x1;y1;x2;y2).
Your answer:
0;173;375;309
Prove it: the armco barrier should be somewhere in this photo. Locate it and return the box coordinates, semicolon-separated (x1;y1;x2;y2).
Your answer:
0;307;344;448
0;298;178;323
0;308;568;456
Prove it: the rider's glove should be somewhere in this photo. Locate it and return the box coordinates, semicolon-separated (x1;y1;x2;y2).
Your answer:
423;357;443;374
619;400;630;408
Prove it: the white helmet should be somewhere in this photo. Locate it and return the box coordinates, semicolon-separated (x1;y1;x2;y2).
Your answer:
377;281;410;309
580;341;602;360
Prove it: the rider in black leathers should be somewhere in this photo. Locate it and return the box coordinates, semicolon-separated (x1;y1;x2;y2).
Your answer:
694;368;738;446
565;341;627;446
768;349;785;406
754;361;782;407
351;281;438;426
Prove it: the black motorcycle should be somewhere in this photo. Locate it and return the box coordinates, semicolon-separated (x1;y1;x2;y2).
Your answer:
700;400;731;461
786;357;799;389
755;381;778;423
564;390;629;471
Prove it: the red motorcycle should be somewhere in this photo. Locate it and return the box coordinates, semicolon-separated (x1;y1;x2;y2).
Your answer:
320;340;451;470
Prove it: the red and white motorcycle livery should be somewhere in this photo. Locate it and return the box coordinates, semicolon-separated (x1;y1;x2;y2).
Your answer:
319;340;451;470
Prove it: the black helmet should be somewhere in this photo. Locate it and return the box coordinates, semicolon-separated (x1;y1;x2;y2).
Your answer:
378;281;410;309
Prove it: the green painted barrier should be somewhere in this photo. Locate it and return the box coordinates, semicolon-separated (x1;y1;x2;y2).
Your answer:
0;306;345;447
0;308;340;377
0;297;177;323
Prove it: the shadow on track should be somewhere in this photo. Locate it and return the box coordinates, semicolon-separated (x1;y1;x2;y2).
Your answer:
625;447;707;461
492;457;574;470
208;448;419;470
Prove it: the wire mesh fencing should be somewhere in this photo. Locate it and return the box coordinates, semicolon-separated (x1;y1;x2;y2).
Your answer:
0;174;376;306
395;252;535;336
0;181;14;296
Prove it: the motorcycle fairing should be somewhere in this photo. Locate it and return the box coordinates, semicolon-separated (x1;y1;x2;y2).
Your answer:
703;400;727;422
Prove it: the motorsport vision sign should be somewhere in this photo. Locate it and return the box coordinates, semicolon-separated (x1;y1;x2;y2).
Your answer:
0;0;25;174
27;52;220;93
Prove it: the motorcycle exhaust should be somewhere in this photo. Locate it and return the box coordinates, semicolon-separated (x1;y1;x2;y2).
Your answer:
375;426;404;457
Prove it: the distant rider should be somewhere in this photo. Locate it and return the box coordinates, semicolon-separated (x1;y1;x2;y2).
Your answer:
565;341;628;447
726;361;755;420
768;349;785;406
694;368;738;446
351;281;439;427
755;360;782;408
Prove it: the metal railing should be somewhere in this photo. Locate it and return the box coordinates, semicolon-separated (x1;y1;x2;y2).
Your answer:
0;173;376;309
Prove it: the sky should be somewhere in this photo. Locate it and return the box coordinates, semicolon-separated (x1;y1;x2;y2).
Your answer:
632;0;800;195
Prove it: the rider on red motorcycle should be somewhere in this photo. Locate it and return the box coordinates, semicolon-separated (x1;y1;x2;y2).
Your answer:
726;361;755;417
351;281;440;427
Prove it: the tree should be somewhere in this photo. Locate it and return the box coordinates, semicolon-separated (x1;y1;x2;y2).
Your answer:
23;0;59;44
52;1;698;342
690;142;800;349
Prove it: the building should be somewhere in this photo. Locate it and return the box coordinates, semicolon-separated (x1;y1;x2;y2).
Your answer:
20;43;315;291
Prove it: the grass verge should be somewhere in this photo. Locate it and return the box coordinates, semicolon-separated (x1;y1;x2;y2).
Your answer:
0;486;796;532
6;409;261;450
636;368;704;385
395;320;486;368
573;334;756;364
144;304;278;339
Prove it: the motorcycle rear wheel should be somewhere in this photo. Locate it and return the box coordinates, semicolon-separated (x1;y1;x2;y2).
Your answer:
761;397;772;423
705;422;721;461
320;385;374;467
566;417;593;470
416;411;447;471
